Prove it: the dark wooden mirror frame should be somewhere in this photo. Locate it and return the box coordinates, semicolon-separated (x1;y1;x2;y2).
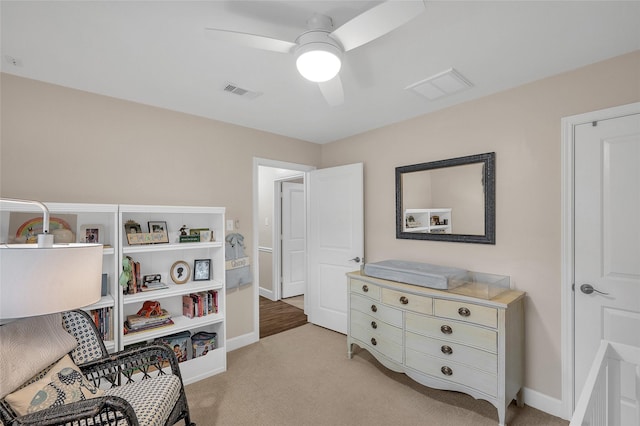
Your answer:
395;152;496;244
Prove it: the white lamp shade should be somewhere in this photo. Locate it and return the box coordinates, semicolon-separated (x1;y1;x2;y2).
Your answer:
0;243;103;319
295;43;342;83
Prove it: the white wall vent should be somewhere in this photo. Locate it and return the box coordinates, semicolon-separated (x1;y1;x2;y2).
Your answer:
405;68;473;101
223;82;262;99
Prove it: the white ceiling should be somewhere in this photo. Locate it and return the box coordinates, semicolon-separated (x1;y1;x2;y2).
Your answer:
2;1;639;144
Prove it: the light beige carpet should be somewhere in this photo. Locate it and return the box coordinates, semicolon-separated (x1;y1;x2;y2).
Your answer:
185;324;568;426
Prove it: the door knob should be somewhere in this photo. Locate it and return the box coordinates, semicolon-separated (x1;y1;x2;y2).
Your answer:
580;284;609;295
349;257;361;263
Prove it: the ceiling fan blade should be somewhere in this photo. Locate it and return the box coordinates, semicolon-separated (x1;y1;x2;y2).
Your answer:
204;28;296;54
318;76;344;106
330;0;426;52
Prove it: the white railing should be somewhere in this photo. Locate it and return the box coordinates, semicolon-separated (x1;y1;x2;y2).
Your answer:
571;341;640;426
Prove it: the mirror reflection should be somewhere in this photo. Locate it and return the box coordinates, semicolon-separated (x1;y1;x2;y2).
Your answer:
396;152;495;244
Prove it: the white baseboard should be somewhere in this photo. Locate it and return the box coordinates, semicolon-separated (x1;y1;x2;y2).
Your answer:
226;331;258;352
522;387;568;420
259;287;275;301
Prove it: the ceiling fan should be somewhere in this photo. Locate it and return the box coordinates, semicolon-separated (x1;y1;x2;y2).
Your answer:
205;1;426;106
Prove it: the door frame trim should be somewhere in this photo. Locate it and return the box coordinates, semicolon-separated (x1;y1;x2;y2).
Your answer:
560;102;640;419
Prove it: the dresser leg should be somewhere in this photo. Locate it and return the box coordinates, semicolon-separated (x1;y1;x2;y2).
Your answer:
347;342;354;359
497;404;506;426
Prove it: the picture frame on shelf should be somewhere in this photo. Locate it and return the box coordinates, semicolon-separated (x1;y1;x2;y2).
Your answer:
170;260;190;284
148;221;167;234
148;221;169;244
124;220;142;234
80;224;104;244
189;228;209;236
193;259;211;281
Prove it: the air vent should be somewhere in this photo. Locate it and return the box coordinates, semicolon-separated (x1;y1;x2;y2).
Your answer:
405;68;472;101
223;82;262;99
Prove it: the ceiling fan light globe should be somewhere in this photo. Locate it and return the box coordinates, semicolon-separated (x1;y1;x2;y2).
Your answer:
296;45;342;83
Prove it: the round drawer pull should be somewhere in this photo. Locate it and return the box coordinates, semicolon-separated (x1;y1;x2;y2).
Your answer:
371;321;378;329
371;305;378;313
399;296;409;305
440;324;453;335
371;337;377;346
441;345;453;355
362;284;369;293
441;366;453;376
458;307;471;317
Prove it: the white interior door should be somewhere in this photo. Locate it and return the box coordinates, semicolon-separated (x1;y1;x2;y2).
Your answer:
307;163;364;334
281;182;305;299
574;113;640;419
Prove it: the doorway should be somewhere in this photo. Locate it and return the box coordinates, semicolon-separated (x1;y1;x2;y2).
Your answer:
253;158;315;339
560;102;640;419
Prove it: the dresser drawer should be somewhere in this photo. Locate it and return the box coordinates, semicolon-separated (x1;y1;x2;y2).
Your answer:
350;279;380;300
351;315;403;363
434;299;497;328
406;312;497;353
350;293;403;327
351;310;403;345
381;288;432;315
405;348;497;397
405;331;497;374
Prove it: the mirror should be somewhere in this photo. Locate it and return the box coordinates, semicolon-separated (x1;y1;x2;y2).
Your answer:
396;152;495;244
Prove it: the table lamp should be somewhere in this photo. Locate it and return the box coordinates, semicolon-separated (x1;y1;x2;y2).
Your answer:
0;198;103;319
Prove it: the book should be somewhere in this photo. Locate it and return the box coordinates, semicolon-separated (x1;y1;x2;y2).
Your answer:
183;295;195;319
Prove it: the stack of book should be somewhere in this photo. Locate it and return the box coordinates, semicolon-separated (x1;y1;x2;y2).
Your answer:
182;290;218;319
89;307;113;340
124;256;142;294
124;309;173;334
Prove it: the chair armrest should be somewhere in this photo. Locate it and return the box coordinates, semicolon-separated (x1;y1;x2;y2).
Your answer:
2;395;138;426
80;344;183;389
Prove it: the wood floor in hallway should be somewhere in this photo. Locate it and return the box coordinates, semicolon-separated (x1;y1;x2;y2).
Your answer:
259;296;307;338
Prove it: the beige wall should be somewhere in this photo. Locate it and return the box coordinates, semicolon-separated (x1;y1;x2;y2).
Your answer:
2;51;639;403
321;51;640;400
0;73;322;339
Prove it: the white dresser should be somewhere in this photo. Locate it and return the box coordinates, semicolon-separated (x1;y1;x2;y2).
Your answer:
347;271;525;426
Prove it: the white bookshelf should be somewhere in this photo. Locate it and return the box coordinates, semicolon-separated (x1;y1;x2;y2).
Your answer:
118;204;226;384
0;202;120;352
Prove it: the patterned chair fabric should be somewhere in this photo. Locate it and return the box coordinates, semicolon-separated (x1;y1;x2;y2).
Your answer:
0;310;195;426
105;375;182;426
62;310;109;365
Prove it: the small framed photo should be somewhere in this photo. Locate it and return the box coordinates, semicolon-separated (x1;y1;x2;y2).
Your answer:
193;259;211;281
148;221;168;234
124;220;142;234
170;260;190;284
80;224;105;244
148;221;169;243
199;230;212;242
189;228;209;236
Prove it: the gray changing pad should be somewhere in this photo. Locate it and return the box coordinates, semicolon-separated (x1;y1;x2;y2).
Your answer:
363;260;468;290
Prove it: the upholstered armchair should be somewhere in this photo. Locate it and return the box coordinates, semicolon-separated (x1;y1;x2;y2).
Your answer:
0;310;195;426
